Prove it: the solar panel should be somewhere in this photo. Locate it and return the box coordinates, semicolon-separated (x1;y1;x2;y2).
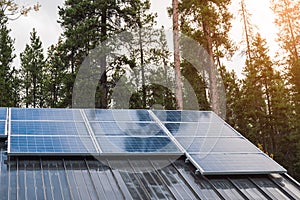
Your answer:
0;108;7;120
85;109;154;122
11;108;83;121
96;136;181;154
152;110;221;122
164;122;240;137
176;137;260;153
150;110;287;175
10;135;97;155
190;153;286;175
90;121;166;136
11;121;89;136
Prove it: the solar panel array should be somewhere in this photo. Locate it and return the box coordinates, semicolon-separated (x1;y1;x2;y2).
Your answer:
5;108;287;175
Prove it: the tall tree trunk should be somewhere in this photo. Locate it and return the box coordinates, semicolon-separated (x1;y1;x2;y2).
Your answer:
241;0;252;61
284;0;298;60
138;14;146;108
100;7;108;108
173;0;183;110
203;20;219;115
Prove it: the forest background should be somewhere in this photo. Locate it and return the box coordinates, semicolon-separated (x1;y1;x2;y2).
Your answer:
1;0;300;180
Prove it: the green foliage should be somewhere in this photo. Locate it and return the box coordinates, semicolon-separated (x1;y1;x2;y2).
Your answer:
271;0;300;180
44;40;67;108
218;65;241;127
0;17;19;106
58;0;149;108
178;0;235;62
238;34;296;177
20;28;45;108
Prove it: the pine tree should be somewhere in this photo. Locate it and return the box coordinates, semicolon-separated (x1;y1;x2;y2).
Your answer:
58;0;141;108
240;34;294;175
219;66;241;127
20;28;45;108
44;40;66;108
177;0;234;115
0;16;19;107
271;0;300;180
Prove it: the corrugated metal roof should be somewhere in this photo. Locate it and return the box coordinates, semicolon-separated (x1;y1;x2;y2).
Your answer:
0;145;299;200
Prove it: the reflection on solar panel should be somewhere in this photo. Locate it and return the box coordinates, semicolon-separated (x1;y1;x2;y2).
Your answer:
90;122;166;136
11;108;83;121
176;137;260;153
11;121;89;136
85;109;154;121
96;136;181;153
164;122;239;137
153;110;221;122
10;136;97;154
190;153;286;175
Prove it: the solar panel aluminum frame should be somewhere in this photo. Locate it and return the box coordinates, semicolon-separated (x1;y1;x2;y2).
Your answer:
7;108;11;153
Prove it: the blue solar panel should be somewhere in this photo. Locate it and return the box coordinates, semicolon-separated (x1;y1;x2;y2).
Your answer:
0;121;6;136
164;122;240;137
96;136;181;153
85;109;153;121
11;108;83;121
10;136;97;154
0;108;7;120
152;110;221;122
190;153;286;175
176;137;260;153
11;121;89;136
90;122;166;136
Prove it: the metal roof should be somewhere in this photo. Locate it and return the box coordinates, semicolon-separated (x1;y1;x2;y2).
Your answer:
0;146;299;199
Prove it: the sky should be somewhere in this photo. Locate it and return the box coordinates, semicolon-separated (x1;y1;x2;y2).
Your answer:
8;0;278;76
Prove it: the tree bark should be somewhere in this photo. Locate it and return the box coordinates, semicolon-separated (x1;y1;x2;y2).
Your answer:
173;0;183;110
203;20;219;115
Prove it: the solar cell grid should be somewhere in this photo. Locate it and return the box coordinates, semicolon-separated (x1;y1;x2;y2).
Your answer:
90;121;166;136
10;136;97;154
164;122;240;137
152;110;222;123
0;121;6;136
11;108;83;121
96;136;181;153
176;137;260;153
0;108;7;120
11;121;89;136
85;109;154;122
